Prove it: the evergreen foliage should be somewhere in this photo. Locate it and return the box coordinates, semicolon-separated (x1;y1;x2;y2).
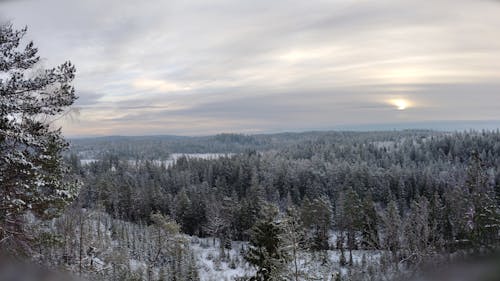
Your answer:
0;23;79;255
245;204;288;281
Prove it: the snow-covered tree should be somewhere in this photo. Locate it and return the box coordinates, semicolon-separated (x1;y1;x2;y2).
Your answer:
402;197;431;265
382;201;401;258
301;197;332;251
204;195;233;256
341;187;362;265
245;204;288;281
281;206;306;281
465;152;500;248
0;23;79;254
360;195;379;250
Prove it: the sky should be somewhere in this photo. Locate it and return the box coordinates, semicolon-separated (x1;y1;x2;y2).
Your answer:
1;0;500;136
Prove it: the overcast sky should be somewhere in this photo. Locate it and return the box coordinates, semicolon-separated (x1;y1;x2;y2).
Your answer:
2;0;500;136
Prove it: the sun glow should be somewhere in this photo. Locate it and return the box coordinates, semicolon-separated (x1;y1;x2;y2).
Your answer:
389;99;410;110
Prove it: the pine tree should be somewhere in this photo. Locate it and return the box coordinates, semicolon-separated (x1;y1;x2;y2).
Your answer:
428;192;445;250
147;212;182;281
360;195;379;250
403;197;431;265
0;23;79;255
343;187;362;265
204;195;233;258
281;207;305;281
174;189;191;233
301;197;332;251
466;152;500;248
382;201;401;258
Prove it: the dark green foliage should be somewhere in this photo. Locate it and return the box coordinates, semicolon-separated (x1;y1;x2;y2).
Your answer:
361;195;379;249
428;192;445;250
301;197;332;251
466;152;500;248
402;197;431;264
0;23;79;255
382;201;401;256
339;187;363;264
245;205;288;280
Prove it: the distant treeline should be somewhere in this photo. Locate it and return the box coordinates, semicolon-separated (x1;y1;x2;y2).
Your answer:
69;130;441;159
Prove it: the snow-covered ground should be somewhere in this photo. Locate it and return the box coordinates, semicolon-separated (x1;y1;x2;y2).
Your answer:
42;210;387;280
190;237;254;281
189;235;384;281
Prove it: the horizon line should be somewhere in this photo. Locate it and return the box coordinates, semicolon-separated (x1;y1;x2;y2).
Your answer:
65;119;500;139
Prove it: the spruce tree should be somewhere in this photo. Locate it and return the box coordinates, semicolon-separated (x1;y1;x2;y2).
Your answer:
343;187;362;265
301;197;332;251
382;201;401;258
360;195;379;250
466;152;500;248
281;207;305;281
245;204;288;281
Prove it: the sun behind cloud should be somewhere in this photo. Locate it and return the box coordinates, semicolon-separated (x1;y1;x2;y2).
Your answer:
389;98;411;110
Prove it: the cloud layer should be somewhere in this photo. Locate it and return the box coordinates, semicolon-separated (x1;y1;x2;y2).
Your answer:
2;0;500;136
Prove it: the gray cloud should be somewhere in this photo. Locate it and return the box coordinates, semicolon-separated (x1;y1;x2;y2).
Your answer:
74;91;105;107
76;81;500;136
2;0;500;136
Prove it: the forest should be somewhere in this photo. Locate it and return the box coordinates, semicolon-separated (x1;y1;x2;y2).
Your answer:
50;130;500;280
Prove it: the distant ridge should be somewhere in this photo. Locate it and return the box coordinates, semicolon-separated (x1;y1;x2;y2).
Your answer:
332;120;500;132
67;120;500;139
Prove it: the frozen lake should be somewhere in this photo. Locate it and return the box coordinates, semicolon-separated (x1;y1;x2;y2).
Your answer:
80;153;232;166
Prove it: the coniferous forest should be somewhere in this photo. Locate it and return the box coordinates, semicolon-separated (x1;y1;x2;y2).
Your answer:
61;130;500;280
